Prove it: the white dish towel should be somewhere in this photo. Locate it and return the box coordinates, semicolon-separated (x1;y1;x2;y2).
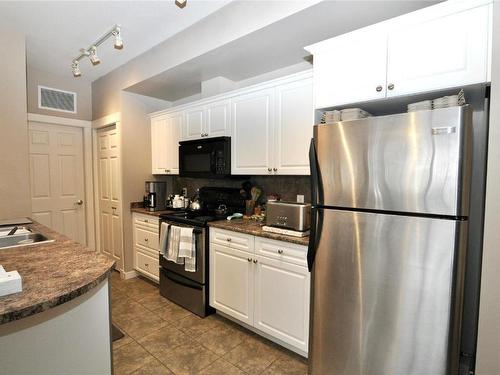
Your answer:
166;225;184;265
178;227;196;272
159;222;170;258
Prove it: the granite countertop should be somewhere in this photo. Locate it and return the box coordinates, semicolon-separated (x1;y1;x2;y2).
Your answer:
208;219;310;246
0;222;115;325
130;206;176;217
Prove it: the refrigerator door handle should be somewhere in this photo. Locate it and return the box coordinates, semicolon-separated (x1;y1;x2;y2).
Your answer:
308;138;322;271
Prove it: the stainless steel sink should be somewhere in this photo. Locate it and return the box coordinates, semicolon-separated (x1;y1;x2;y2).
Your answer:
0;233;54;250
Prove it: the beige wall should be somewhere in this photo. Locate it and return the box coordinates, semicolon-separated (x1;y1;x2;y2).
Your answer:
119;92;169;272
475;2;500;374
27;67;92;121
0;28;30;220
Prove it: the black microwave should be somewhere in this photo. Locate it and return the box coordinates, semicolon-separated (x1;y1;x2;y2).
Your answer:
179;136;231;178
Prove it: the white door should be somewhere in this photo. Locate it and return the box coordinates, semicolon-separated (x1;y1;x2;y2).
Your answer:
310;24;388;108
209;244;254;325
253;255;310;353
151;115;169;174
231;88;274;175
168;112;182;175
205;99;230;138
274;78;313;175
182;108;204;140
97;125;123;270
28;123;86;243
386;5;490;97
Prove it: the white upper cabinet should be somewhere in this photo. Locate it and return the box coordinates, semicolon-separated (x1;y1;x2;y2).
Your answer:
151;112;181;175
306;1;492;109
205;99;231;138
183;108;204;140
231;88;275;175
274;78;313;175
309;25;388;108
386;5;491;97
181;99;231;141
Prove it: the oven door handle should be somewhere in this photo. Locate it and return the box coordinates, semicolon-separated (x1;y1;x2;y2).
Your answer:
164;269;203;290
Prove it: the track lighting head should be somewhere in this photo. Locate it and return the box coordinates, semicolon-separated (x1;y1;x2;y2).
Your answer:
175;0;187;9
71;61;81;77
88;46;100;65
113;27;123;50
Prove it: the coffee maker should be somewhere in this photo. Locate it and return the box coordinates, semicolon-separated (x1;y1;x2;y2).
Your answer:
144;181;167;211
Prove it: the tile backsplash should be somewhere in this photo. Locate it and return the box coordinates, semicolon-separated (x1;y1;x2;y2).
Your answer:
155;175;311;203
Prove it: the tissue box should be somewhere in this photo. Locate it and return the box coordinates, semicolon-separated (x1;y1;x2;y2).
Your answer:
0;265;22;297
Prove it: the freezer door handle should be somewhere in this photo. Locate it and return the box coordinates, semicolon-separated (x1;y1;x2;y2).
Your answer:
309;138;320;207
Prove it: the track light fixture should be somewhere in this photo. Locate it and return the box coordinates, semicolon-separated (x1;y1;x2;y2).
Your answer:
175;0;187;9
71;61;81;77
71;24;123;78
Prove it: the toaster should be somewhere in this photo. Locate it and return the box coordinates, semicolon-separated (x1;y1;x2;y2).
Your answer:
266;201;311;231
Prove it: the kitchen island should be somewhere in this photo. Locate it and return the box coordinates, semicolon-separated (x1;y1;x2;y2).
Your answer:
0;221;115;375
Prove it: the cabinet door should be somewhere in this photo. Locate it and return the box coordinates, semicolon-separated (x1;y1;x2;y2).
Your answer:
231;89;274;175
183;108;205;140
151;115;169;174
386;5;490;97
209;243;254;325
274;78;313;175
254;255;310;353
310;25;388;109
168;112;182;175
205;99;230;138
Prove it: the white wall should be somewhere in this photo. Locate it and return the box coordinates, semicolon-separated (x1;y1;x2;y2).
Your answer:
475;2;500;374
0;27;30;220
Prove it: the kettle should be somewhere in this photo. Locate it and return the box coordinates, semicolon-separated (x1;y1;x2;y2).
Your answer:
189;190;203;211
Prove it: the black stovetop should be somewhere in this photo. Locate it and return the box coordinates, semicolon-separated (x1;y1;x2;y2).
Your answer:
160;210;228;227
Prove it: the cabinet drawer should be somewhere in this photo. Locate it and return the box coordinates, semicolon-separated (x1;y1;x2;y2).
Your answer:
210;228;254;253
255;236;307;267
135;227;159;251
135;251;159;281
133;213;159;230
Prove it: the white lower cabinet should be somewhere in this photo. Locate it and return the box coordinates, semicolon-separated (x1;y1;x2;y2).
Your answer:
209;228;310;354
210;244;254;325
132;213;160;283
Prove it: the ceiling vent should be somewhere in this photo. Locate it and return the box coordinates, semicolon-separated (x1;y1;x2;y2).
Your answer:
38;86;77;114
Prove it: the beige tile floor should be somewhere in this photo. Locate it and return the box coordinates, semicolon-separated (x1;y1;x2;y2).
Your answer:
110;271;308;375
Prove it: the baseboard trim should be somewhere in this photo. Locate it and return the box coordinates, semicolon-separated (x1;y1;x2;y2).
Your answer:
215;311;308;358
121;270;138;280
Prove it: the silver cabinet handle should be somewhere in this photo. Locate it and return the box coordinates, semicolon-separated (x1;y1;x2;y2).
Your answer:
76;199;83;205
277;249;284;254
376;85;383;92
144;219;149;223
204;133;209;137
145;263;149;267
247;258;252;262
253;259;258;264
273;168;277;172
145;238;149;242
112;206;117;210
226;238;232;242
388;83;395;90
268;168;272;172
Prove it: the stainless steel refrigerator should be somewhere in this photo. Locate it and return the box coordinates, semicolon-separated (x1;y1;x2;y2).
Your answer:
307;106;474;375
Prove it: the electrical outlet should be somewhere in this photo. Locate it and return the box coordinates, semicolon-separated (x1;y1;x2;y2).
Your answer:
297;194;305;203
182;187;188;196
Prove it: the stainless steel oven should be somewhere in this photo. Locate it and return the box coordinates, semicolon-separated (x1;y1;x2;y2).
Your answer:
158;219;213;317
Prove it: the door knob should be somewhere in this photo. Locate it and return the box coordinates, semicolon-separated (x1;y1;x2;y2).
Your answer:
76;199;83;205
376;85;383;92
388;83;395;90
